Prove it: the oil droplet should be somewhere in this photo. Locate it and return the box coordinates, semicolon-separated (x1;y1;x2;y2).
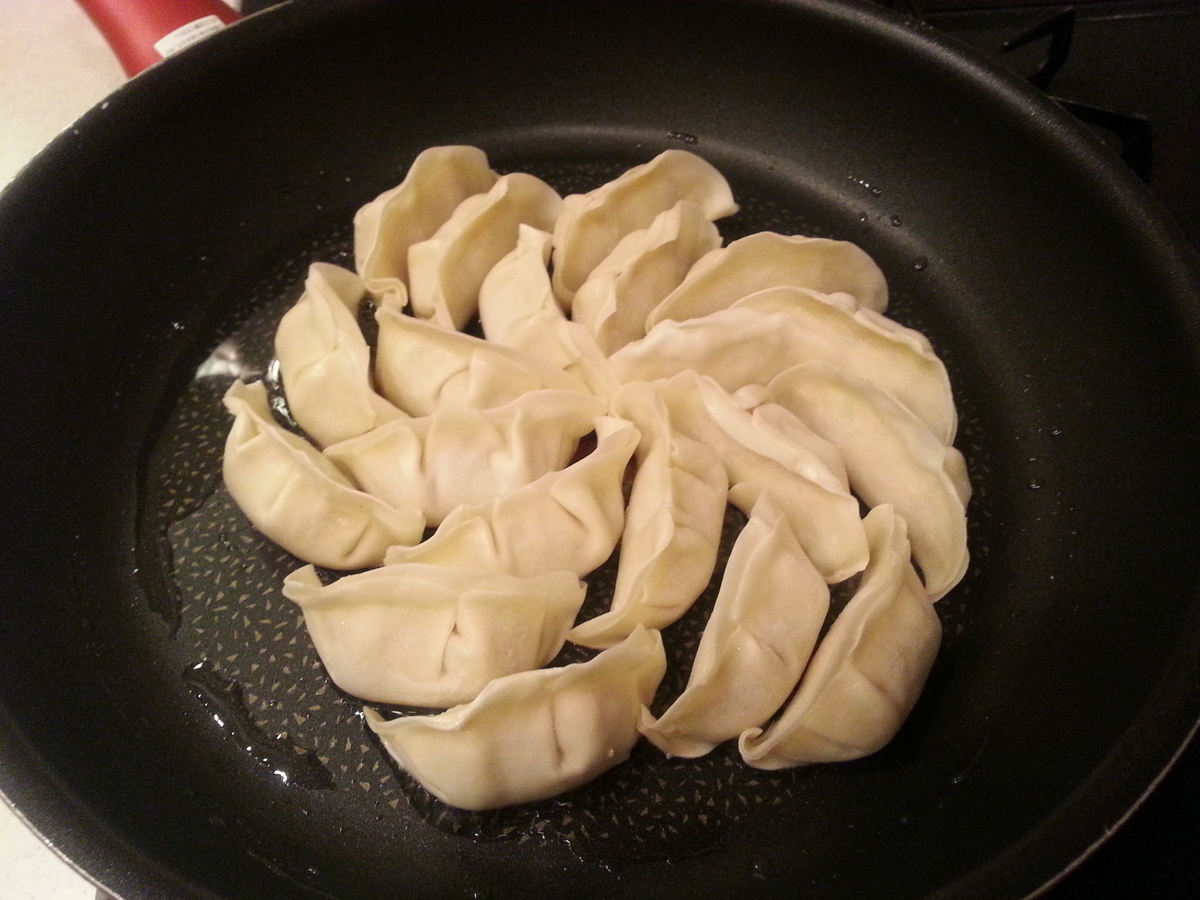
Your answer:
1028;481;1042;490
750;856;775;880
666;130;698;144
847;175;883;197
914;256;929;272
890;214;902;227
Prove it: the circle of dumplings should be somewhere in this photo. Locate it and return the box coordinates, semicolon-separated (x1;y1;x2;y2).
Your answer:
215;147;971;816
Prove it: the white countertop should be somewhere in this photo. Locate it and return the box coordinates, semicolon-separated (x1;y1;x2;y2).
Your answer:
0;3;119;892
0;0;124;190
0;5;235;898
0;803;94;900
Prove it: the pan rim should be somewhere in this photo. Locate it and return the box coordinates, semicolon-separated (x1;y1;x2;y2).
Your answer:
1;2;1199;900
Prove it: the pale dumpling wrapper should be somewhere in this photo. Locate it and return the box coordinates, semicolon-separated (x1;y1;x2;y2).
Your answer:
639;493;830;758
323;388;606;525
568;381;727;649
374;303;588;416
611;305;798;392
365;625;667;810
221;379;424;569
612;292;955;443
354;145;498;301
696;375;849;496
478;224;622;400
551;149;737;304
273;262;405;448
383;416;638;579
646;230;889;328
282;563;585;708
654;371;869;583
766;361;970;599
739;504;941;768
732;286;957;443
570;199;722;354
408;172;563;330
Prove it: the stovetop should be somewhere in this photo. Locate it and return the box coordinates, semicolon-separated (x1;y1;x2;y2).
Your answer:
918;0;1200;249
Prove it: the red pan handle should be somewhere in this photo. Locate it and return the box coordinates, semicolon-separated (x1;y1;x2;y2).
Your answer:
75;0;241;77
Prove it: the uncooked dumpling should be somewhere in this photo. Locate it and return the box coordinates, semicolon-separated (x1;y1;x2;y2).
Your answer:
323;389;606;525
383;417;638;579
639;493;829;758
478;224;621;400
694;375;849;496
739;504;941;768
408;172;562;330
733;286;957;443
364;625;667;810
653;371;868;583
612;292;955;442
766;361;970;599
282;563;585;707
374;303;588;416
221;379;423;568
354;145;498;302
646;231;889;327
477;224;559;341
611;306;796;392
551;149;737;305
570;200;721;354
273;262;404;447
568;382;727;649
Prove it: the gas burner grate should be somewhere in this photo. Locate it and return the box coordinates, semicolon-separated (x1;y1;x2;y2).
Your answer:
1001;7;1153;181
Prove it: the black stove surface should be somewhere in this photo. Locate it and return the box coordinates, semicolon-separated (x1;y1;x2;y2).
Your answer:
922;0;1200;249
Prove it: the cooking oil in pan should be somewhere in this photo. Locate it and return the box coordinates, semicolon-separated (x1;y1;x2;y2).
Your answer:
183;659;335;791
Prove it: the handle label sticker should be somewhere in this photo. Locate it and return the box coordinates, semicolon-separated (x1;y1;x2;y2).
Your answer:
153;15;227;60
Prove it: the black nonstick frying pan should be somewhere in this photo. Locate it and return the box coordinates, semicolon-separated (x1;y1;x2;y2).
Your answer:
2;1;1199;899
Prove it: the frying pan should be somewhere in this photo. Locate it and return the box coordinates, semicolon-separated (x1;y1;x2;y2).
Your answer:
2;1;1199;898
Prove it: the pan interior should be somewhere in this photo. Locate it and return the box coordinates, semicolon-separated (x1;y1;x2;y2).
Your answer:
2;3;1199;900
127;138;990;892
116;126;1200;899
